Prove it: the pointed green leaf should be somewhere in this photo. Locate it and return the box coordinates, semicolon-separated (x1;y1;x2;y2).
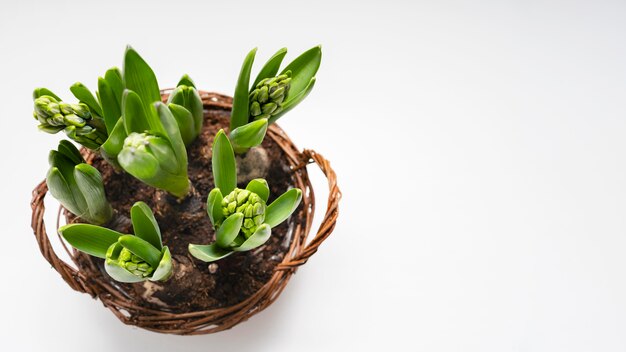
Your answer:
216;213;244;248
212;130;237;195
59;224;122;258
252;47;288;88
122;89;150;134
100;118;127;164
151;247;172;281
57;140;84;165
207;188;224;227
98;77;122;133
230;118;268;149
265;188;303;228
47;167;80;216
177;74;196;88
70;82;103;117
188;243;233;263
230;48;257;130
118;235;161;268
48;150;88;214
104;67;124;104
130;201;162;250
33;87;61;101
280;45;321;99
246;179;269;203
155;102;187;172
233;224;271;251
123;46;161;113
269;77;316;124
168;103;196;146
74;164;112;225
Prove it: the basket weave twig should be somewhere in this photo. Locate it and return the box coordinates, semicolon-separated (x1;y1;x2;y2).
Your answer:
30;92;341;335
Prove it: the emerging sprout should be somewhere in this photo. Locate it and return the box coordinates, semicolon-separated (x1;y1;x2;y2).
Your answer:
59;202;172;283
188;130;303;262
167;74;204;146
47;140;113;225
229;46;321;153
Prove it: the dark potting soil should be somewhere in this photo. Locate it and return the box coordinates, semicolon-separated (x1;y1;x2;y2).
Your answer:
74;108;297;313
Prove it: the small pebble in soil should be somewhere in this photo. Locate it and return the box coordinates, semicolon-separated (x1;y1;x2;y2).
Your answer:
270;254;284;262
208;263;218;274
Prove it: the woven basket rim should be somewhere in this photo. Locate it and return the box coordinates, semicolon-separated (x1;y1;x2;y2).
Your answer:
29;91;341;335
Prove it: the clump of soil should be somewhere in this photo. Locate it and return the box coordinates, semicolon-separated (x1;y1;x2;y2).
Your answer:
73;108;298;313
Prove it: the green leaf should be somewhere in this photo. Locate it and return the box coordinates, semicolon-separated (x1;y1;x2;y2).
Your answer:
130;201;162;250
151;247;172;281
70;82;103;117
252;47;288;88
212;130;237;195
246;178;269;203
269;77;316;124
216;213;244;248
74;164;113;225
118;144;160;179
233;224;271;251
57;140;84;165
265;188;303;228
230;118;268;149
105;262;145;283
230;48;257;130
177;74;196;88
33;87;61;101
100;118;127;164
188;243;233;263
155;102;188;173
122;89;150;134
168;103;196;146
48;150;88;214
47;167;79;216
280;45;321;99
123;46;161;113
98;77;122;133
59;224;122;259
207;188;224;227
104;67;124;104
118;235;161;268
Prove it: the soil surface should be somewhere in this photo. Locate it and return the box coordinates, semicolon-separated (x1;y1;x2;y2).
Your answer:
73;107;297;313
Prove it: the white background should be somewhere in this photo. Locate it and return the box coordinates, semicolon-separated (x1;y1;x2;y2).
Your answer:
2;0;626;350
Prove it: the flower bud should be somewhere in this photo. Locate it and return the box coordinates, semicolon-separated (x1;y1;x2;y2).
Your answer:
248;71;291;121
221;188;266;238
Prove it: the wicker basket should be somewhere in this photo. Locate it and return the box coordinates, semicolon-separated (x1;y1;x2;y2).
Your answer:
29;91;341;335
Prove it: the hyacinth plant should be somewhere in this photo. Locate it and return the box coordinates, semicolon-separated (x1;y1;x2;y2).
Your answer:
47;140;113;225
33;46;202;198
229;46;321;154
188;130;303;262
59;202;172;283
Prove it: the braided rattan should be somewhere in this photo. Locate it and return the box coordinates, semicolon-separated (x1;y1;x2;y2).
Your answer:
30;92;341;335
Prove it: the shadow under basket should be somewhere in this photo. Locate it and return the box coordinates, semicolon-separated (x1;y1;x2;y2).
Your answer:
30;91;341;335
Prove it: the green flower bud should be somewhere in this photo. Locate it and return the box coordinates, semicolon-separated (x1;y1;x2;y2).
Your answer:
33;95;107;149
108;247;155;278
34;96;91;128
221;188;266;238
248;71;291;121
